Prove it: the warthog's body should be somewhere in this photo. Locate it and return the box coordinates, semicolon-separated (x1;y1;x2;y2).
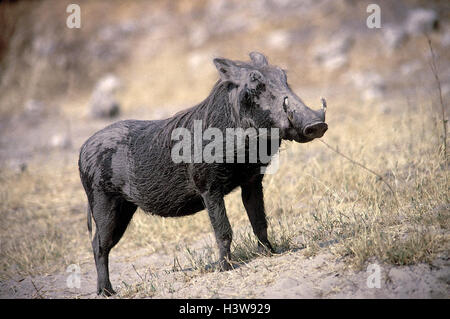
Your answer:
79;52;327;295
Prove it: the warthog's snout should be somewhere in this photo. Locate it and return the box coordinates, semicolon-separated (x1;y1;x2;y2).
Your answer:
288;99;328;143
303;121;328;139
303;101;327;138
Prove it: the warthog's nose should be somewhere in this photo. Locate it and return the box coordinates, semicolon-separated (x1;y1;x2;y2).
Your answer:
303;122;328;138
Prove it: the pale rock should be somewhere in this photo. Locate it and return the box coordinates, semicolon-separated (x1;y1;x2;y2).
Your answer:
406;8;438;35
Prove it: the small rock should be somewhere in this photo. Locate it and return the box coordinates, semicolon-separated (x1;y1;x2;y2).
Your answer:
405;8;438;35
89;74;121;118
90;96;120;119
94;74;121;95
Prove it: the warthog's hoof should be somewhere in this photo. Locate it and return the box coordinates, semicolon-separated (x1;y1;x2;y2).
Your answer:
257;241;275;255
218;259;234;272
98;286;116;297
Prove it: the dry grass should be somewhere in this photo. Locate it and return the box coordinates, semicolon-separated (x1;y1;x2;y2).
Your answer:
2;92;447;284
0;162;90;280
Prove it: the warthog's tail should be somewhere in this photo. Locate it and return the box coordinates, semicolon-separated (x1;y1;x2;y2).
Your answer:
87;204;93;239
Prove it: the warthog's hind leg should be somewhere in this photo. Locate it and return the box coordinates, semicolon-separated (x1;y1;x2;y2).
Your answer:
90;192;137;296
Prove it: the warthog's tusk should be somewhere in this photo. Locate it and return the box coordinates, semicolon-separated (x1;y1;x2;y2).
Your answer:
321;97;327;114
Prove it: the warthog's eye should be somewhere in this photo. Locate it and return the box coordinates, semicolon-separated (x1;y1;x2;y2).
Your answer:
283;97;289;112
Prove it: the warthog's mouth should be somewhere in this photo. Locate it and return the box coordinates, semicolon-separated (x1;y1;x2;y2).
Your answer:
283;128;312;143
283;122;328;143
295;135;315;143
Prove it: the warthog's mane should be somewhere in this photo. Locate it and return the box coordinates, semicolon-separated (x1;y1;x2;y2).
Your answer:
152;78;247;147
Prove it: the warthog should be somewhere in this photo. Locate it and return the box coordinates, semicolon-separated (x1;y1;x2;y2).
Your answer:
78;52;327;295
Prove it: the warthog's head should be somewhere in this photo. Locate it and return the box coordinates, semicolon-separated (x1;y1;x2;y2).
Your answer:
214;52;327;143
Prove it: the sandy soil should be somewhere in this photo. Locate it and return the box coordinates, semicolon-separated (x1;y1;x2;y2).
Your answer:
1;231;448;299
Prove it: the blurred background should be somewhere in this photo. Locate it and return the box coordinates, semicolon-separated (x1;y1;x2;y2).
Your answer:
0;0;448;165
0;0;449;298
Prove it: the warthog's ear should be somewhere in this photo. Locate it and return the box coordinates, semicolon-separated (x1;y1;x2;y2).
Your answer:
249;52;268;67
213;58;241;83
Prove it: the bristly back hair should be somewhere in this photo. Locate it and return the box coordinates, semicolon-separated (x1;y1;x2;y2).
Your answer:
149;79;245;148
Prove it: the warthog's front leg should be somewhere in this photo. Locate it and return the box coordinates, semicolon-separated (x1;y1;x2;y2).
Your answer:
201;190;233;271
241;176;274;254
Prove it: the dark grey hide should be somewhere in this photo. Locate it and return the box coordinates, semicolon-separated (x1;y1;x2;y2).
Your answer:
78;52;327;296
